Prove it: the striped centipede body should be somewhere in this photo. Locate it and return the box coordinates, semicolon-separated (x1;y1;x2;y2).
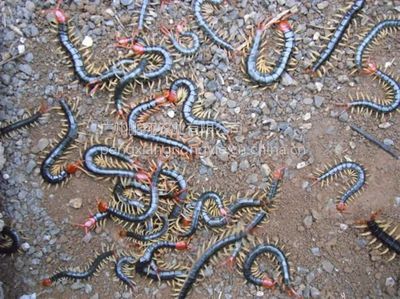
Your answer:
40;99;79;185
0;226;21;255
315;160;367;212
310;0;365;75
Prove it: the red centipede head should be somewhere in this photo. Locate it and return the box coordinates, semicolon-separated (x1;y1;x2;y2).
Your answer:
272;166;285;180
132;42;145;55
176;20;187;34
41;278;52;287
370;209;382;221
276;20;292;32
135;170;151;184
119;229;128;238
164;90;177;105
336;202;347;213
363;61;378;75
65;160;82;174
44;0;67;24
180;216;192;227
97;200;109;213
175;241;189;250
261;276;276;288
39;102;49;114
223;256;237;271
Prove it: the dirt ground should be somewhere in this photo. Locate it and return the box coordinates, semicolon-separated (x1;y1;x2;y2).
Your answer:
0;0;399;298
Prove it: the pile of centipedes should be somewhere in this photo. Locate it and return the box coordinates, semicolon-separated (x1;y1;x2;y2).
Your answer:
0;0;399;297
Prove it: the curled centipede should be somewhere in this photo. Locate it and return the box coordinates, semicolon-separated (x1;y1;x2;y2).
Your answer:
314;160;367;212
0;226;21;255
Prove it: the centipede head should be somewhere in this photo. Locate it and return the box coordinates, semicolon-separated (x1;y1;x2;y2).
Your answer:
65;160;83;175
39;102;50;114
97;199;109;213
261;276;277;289
44;0;67;24
175;19;188;34
336;202;347;213
175;241;190;250
362;61;378;75
41;278;52;287
275;20;292;32
272;166;285;180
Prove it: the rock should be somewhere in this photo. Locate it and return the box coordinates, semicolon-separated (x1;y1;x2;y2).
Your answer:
260;164;271;177
32;138;49;153
206;80;218;92
306;271;316;283
203;265;213;277
281;72;297;86
303;98;313;105
334;144;343;155
315;82;323;92
121;0;134;5
394;197;400;207
314;95;325;108
337;75;349;83
167;109;175;118
82;36;93;47
26;160;36;174
230;161;238;173
68;198;83;209
239;160;250;170
0;145;5;171
19;294;36;299
19;64;33;76
297;162;307;169
21;242;30;252
321;260;334;273
310;287;321;298
338;112;349;122
17;45;25;55
383;138;394;146
339;223;348;231
378;122;391;129
303;113;311;121
311;247;321;256
303;216;313;228
246;174;258;185
317;1;329;9
385;277;395;287
216;146;229;162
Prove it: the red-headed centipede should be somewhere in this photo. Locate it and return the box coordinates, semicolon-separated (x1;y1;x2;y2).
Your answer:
75;211;109;235
47;1;137;92
0;226;21;254
356;211;400;261
96;160;164;223
340;62;400;114
0;103;48;138
315;160;366;212
169;78;229;136
246;19;295;85
355;19;400;68
266;167;285;203
193;0;234;51
41;250;115;286
243;243;299;298
40;98;78;184
127;93;194;155
160;21;200;56
310;0;365;74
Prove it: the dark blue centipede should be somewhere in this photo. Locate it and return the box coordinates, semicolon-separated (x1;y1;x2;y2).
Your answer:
247;21;295;85
311;0;365;73
0;226;21;254
115;256;136;289
40;99;78;184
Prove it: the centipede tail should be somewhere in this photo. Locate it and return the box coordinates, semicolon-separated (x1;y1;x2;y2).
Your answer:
42;250;115;286
0;104;48;138
40;99;78;184
0;226;21;254
115;256;136;289
355;19;400;68
121;214;169;242
193;0;234;51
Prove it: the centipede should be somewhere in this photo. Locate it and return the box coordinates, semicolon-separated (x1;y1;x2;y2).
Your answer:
193;0;234;51
0;226;21;254
0;103;48;138
266;167;285;205
40;98;78;184
48;1;137;92
76;211;110;235
160;22;201;56
356;211;400;261
246;20;295;86
97;160;163;224
315;160;367;212
176;213;265;299
114;256;136;289
355;19;400;68
310;0;365;74
127;93;194;155
169;78;229;137
243;243;298;297
41;250;115;286
343;62;400;114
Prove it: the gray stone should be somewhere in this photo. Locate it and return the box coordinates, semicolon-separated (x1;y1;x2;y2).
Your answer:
314;96;325;108
303;215;313;228
32;138;49;153
310;247;321;256
246;174;258;185
239;159;250;170
281;72;297;86
322;259;334;273
303;98;313;105
26;160;36;174
385;277;395;287
337;75;349;83
310;287;321;298
383;138;394;146
338;112;349;122
394;197;400;207
19;294;36;299
121;0;134;5
260;164;271;177
206;80;218;92
230;161;238;173
19;64;33;76
306;271;316;283
216;147;229;162
0;145;5;171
